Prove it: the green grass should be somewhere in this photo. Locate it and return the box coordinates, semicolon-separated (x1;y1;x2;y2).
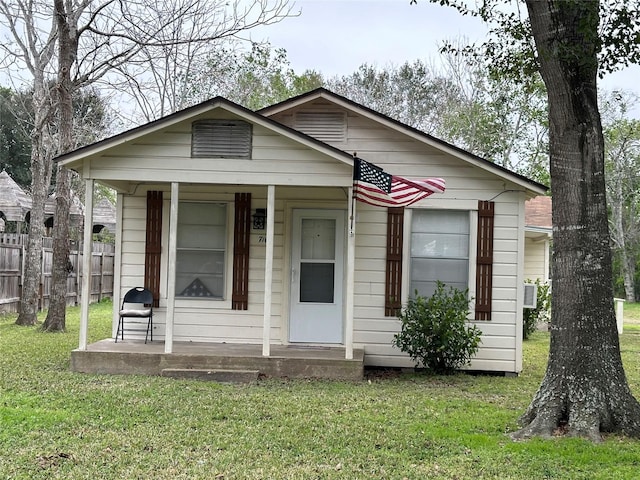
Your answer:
622;302;640;334
2;303;640;479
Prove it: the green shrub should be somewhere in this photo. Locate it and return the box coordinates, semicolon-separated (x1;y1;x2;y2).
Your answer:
392;281;482;374
523;279;551;340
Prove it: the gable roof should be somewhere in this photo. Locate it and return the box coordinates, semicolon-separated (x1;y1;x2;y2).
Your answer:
260;88;548;195
55;96;356;169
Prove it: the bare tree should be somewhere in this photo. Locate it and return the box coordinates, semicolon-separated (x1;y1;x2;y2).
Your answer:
601;91;640;303
1;1;58;326
42;0;78;331
104;0;293;122
1;0;293;328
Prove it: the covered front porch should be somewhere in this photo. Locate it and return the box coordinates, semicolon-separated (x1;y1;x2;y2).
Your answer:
71;339;365;381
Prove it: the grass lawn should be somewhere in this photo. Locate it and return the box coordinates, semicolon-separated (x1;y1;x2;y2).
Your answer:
623;302;640;335
2;302;640;479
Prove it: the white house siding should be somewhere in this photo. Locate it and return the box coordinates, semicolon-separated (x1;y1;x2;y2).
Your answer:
524;236;550;282
270;103;526;373
84;116;352;188
116;183;350;345
77;96;540;374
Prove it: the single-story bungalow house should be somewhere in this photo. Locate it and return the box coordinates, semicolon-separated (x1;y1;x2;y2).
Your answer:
56;88;547;380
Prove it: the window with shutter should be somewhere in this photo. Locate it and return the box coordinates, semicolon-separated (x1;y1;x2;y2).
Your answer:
191;120;252;158
293;111;346;143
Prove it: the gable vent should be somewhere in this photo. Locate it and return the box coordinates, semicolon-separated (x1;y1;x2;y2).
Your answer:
192;119;252;158
294;111;346;143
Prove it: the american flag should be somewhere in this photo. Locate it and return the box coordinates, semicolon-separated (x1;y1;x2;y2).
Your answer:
353;158;445;207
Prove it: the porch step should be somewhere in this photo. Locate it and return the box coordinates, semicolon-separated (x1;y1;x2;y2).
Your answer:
161;368;260;384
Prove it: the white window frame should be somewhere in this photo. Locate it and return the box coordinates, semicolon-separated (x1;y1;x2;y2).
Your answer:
402;208;477;308
173;200;235;309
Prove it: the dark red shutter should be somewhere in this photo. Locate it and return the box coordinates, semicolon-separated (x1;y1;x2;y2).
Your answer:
475;200;494;320
232;193;251;310
385;207;404;316
145;191;162;307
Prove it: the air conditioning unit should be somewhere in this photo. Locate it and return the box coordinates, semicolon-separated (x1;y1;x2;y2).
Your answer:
523;283;538;309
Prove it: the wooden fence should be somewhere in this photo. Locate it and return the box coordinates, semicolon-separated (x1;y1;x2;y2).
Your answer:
0;233;114;313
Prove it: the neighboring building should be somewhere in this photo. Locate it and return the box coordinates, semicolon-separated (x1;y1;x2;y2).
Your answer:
92;198;117;234
524;195;552;282
0;170;116;237
0;170;32;233
56;88;547;377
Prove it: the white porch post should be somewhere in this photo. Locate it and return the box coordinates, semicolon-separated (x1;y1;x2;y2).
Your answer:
78;178;94;350
165;182;179;354
262;185;275;357
111;193;124;338
345;186;355;360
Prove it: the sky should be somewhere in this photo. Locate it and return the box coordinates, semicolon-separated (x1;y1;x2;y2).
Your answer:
249;0;640;108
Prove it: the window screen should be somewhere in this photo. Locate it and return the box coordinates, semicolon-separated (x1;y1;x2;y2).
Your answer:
410;210;469;297
176;202;227;299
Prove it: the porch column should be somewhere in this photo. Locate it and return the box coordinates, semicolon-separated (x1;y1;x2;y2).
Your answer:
262;185;275;357
164;182;179;354
78;178;94;350
345;186;355;360
111;193;124;338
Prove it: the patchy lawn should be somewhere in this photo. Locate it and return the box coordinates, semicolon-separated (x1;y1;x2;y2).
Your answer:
2;302;640;479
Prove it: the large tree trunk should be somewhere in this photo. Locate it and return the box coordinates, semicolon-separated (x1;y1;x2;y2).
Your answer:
43;0;77;332
514;0;640;441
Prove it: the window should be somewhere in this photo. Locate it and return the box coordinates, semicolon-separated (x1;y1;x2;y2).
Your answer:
410;210;469;297
176;202;227;299
191;119;252;158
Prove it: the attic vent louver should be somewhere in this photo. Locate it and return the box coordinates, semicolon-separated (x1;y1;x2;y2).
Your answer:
192;119;252;158
294;111;346;143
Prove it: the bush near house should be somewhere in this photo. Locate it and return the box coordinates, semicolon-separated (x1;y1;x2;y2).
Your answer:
393;282;482;374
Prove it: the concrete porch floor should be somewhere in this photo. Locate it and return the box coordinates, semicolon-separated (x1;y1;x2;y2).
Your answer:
71;339;365;381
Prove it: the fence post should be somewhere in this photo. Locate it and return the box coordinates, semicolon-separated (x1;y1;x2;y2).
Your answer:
99;251;105;302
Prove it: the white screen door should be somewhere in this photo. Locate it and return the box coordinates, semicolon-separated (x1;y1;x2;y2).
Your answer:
290;209;345;343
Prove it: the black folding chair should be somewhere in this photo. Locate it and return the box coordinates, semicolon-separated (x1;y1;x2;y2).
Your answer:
115;287;154;343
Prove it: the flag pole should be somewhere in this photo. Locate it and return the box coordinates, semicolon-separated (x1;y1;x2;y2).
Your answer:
345;154;358;360
350;154;358;235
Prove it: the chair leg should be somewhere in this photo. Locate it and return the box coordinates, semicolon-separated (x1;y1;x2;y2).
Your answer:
115;317;122;343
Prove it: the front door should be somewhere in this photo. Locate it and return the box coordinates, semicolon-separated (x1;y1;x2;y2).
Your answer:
289;209;345;343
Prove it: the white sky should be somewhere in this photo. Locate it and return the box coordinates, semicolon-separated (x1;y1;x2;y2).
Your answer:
250;0;640;109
